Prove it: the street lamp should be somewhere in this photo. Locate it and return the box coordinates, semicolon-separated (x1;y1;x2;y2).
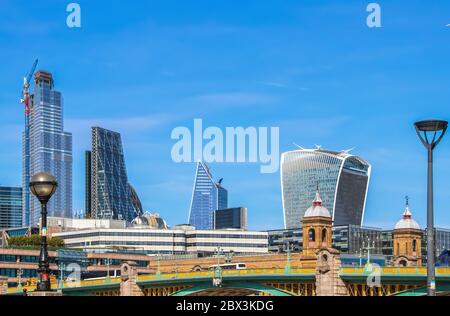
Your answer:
414;119;448;296
29;172;58;292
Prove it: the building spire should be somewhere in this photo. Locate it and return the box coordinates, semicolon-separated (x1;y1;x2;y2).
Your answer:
313;183;322;207
403;196;412;219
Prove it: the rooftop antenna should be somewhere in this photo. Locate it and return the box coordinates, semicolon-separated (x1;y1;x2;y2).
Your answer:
293;143;305;150
342;147;356;154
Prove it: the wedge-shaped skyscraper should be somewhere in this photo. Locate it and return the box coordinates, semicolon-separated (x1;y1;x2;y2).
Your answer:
189;162;228;230
281;148;371;229
90;127;135;222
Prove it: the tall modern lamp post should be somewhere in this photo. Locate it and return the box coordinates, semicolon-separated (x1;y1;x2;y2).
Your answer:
29;172;58;292
414;119;448;296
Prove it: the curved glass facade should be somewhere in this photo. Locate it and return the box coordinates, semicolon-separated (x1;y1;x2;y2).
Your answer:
281;149;371;229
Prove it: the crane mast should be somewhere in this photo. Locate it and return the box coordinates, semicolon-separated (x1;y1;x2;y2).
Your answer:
21;59;38;226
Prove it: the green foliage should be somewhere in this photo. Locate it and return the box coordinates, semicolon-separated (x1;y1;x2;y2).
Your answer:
8;235;65;248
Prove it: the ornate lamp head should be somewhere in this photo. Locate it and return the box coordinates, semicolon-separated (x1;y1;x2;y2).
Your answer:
29;172;58;204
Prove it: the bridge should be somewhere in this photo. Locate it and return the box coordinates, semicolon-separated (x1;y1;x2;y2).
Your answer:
4;266;450;296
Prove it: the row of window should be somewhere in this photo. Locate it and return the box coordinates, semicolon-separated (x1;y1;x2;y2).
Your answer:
186;243;267;248
0;269;37;278
58;232;268;240
59;231;186;240
66;241;186;247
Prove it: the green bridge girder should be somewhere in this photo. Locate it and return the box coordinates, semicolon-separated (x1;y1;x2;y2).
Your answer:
171;282;294;296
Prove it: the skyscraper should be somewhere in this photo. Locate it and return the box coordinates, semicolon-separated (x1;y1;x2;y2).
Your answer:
25;71;73;226
90;127;135;222
281;148;371;229
85;150;92;219
0;187;23;229
214;207;247;230
189;162;228;230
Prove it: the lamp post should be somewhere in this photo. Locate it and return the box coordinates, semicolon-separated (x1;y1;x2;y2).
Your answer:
58;262;65;291
29;172;58;292
415;119;448;296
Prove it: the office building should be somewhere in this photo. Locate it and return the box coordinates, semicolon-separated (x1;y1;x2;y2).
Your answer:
24;71;73;226
85;151;92;218
267;225;383;255
0;187;23;229
214;207;247;230
89;127;135;222
188;162;228;230
53;225;268;255
281;148;371;229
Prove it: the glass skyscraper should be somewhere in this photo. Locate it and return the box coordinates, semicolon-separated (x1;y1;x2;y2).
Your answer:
90;127;135;222
214;207;247;230
25;71;72;226
281;148;371;229
189;162;228;230
0;187;23;229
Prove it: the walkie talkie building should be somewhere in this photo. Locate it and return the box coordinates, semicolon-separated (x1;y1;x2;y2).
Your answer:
281;148;371;229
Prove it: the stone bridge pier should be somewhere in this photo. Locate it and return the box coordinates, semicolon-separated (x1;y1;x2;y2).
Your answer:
315;248;349;296
120;261;144;296
0;276;8;296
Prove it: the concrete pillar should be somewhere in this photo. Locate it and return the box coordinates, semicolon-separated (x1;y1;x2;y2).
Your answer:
120;261;144;296
0;276;8;296
315;248;349;296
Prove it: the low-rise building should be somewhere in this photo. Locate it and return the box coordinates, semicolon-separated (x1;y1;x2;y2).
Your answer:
53;226;268;255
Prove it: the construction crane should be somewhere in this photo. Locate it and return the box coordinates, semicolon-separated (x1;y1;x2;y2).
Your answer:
21;59;38;114
21;59;38;226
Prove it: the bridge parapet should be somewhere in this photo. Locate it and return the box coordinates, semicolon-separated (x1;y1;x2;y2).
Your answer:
340;267;450;277
137;267;316;283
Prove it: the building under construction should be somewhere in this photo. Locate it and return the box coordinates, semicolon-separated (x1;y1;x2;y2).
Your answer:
21;68;73;226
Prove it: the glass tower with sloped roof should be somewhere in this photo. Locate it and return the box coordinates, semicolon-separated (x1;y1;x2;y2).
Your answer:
188;162;228;230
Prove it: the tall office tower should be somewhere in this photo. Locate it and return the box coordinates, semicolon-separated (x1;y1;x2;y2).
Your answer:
26;71;73;226
189;162;228;230
0;187;23;229
85;151;92;219
214;207;247;230
281;148;371;229
90;127;136;222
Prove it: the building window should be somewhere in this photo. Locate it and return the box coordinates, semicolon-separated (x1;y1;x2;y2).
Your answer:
309;229;316;242
322;229;327;243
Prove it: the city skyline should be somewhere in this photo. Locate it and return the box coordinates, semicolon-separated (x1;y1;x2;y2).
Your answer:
1;1;450;231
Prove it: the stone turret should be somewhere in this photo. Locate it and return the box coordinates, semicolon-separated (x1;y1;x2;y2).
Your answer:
393;199;423;267
302;188;333;258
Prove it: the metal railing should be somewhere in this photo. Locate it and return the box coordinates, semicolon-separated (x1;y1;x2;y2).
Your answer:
340;267;450;275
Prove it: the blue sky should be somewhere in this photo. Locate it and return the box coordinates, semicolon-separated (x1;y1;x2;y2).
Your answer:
0;0;449;230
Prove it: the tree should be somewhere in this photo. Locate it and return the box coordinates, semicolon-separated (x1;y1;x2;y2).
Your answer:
8;235;64;248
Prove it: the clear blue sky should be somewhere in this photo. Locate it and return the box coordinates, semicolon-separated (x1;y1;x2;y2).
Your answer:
0;0;449;230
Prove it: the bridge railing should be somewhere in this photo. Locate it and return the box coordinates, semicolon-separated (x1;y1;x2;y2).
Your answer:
137;267;316;282
340;266;450;276
6;277;121;294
